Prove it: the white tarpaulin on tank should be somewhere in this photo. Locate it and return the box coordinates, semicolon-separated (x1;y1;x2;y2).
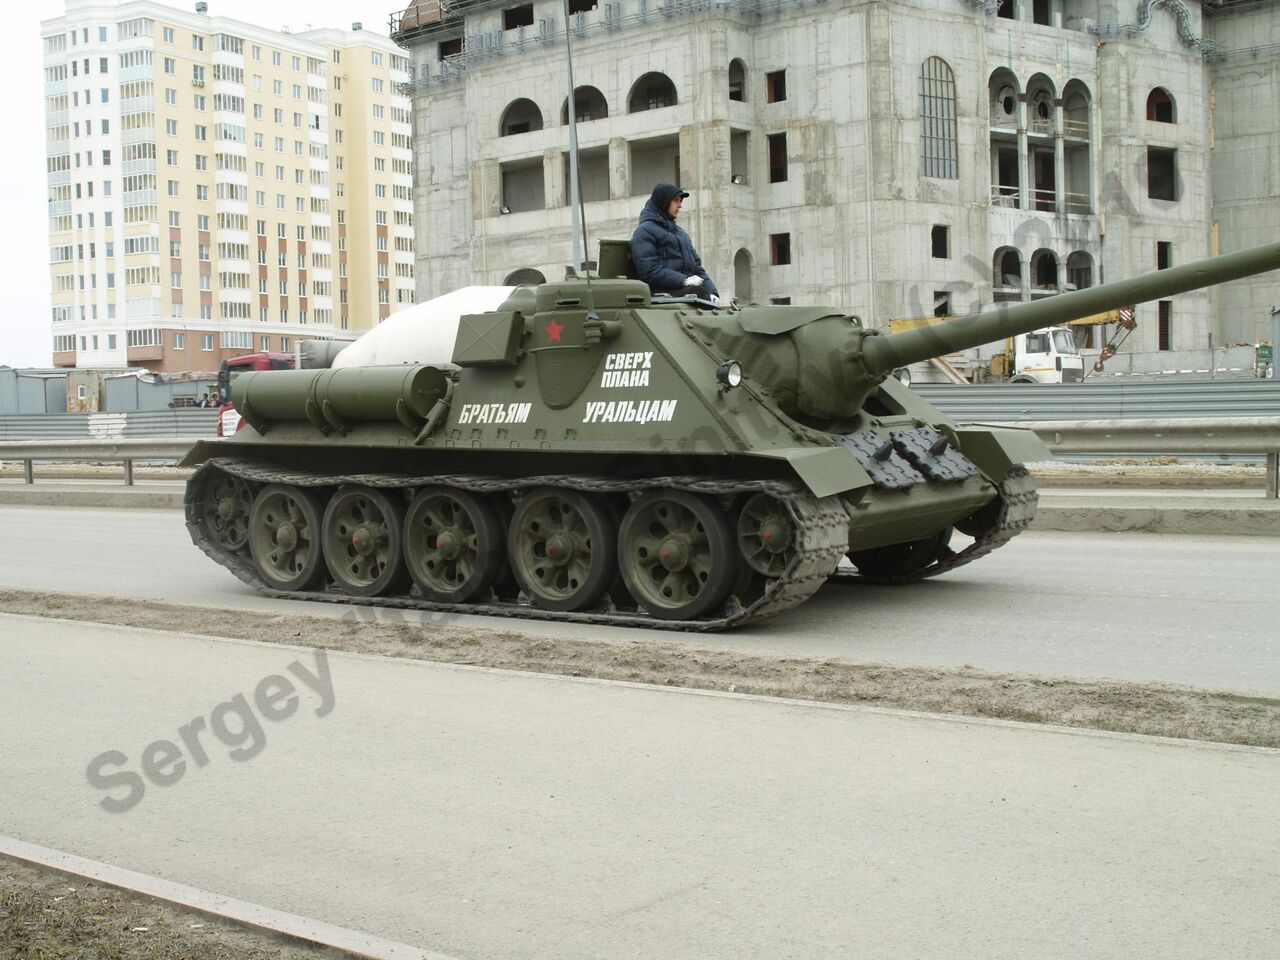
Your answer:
331;286;516;369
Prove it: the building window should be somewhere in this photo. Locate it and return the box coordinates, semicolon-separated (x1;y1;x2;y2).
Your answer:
1157;241;1172;270
1158;301;1172;350
931;225;950;259
174;332;185;349
729;59;746;102
439;38;462;60
766;70;786;103
201;334;214;351
1147;147;1177;201
1146;88;1176;123
920;57;958;180
767;133;787;183
503;4;534;29
770;233;791;265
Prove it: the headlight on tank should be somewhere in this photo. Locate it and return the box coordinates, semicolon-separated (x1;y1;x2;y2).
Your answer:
716;360;743;389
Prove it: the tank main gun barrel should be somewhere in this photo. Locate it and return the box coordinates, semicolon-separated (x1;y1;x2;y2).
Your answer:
861;240;1280;375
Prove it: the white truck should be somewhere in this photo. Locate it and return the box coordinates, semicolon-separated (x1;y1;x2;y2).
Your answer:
887;307;1136;385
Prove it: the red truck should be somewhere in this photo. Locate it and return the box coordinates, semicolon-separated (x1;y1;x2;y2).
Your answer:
215;352;293;437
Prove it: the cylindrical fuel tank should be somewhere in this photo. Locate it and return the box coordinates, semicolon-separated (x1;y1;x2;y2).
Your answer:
311;366;447;426
233;365;449;434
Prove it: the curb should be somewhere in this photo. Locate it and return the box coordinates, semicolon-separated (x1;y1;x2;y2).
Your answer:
0;836;455;960
0;488;183;509
1033;501;1280;536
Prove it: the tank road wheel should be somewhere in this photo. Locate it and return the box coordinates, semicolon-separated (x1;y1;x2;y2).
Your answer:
321;486;409;597
403;487;505;603
200;471;253;552
508;487;616;612
848;528;953;581
737;493;797;577
618;490;738;621
248;484;327;592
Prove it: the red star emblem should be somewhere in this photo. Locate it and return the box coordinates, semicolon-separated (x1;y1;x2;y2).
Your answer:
545;318;564;343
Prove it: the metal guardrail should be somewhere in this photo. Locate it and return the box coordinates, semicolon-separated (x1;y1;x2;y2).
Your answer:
0;438;198;486
984;416;1280;498
916;379;1280;422
1;418;1277;497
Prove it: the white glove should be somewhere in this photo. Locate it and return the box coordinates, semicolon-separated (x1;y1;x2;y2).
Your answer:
709;294;720;305
683;276;703;288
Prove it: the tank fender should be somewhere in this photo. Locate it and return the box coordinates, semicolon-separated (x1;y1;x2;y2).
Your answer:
953;426;1050;479
180;439;218;468
754;446;874;499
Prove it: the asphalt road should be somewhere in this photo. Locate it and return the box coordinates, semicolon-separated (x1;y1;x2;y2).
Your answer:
0;504;1277;695
2;616;1277;960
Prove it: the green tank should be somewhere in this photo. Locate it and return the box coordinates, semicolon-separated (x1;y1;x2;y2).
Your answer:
183;240;1280;629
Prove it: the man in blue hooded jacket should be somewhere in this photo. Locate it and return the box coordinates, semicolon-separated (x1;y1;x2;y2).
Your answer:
630;183;720;303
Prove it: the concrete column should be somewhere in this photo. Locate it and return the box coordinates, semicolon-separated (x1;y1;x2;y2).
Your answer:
1017;96;1030;211
545;149;565;209
1053;98;1065;214
608;137;629;200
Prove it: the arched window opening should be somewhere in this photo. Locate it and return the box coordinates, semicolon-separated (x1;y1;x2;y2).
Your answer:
505;268;546;285
561;85;608;124
628;72;677;113
994;248;1022;301
1065;252;1092;290
499;98;543;137
728;59;746;102
733;248;752;302
1062;84;1090;138
1031;249;1059;290
989;69;1019;127
920;57;958;180
1146;87;1176;123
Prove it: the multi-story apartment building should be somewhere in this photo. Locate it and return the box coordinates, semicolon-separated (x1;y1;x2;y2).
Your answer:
43;0;415;372
390;0;1280;362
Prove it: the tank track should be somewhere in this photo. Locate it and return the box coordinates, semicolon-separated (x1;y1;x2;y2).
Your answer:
185;458;852;632
832;465;1039;586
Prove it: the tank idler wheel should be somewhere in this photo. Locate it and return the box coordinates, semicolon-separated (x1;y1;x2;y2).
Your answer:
848;528;953;580
248;484;327;592
736;493;797;577
321;485;409;597
508;486;616;612
404;487;505;603
619;490;739;621
201;471;254;552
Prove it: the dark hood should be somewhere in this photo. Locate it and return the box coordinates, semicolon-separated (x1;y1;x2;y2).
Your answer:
646;183;683;221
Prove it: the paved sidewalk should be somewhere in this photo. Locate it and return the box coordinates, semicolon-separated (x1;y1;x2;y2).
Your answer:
1;614;1277;959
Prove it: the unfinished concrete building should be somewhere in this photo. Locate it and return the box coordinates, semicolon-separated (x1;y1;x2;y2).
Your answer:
390;0;1279;364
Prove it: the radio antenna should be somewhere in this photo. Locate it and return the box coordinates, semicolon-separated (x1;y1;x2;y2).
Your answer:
561;0;597;315
562;0;590;277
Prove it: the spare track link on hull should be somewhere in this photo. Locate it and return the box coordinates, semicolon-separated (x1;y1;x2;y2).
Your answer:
185;458;851;632
833;465;1039;586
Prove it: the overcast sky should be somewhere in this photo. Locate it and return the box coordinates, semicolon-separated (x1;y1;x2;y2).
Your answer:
0;0;401;369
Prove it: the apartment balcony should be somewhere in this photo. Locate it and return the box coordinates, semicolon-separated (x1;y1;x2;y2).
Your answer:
47;168;71;186
44;79;68;98
126;344;163;363
45;110;68;127
121;96;155;116
122;158;156;176
119;64;153;84
122;126;156;145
